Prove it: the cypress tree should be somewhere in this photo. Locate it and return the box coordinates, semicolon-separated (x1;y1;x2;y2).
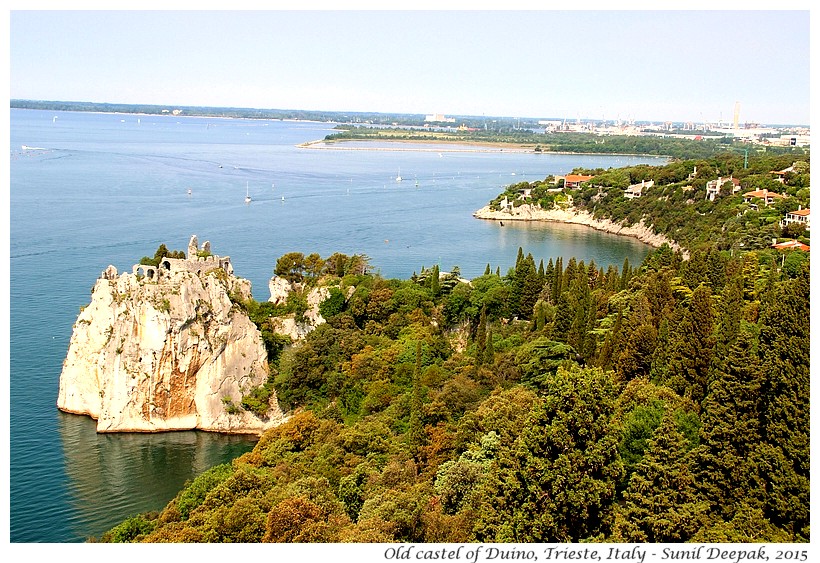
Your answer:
665;284;716;404
620;257;632;290
551;257;564;303
484;263;491;276
408;341;426;456
430;264;441;297
613;295;657;382
484;328;495;366
544;258;555;303
474;305;487;368
615;413;709;542
754;264;809;537
694;331;762;520
476;365;623;542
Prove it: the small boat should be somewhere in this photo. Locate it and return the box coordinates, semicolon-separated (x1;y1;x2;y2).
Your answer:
187;189;192;196
396;168;403;182
244;182;252;204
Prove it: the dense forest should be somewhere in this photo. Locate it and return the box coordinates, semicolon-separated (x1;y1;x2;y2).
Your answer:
100;217;809;542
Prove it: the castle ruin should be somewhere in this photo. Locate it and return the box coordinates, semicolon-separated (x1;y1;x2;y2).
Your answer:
113;235;234;282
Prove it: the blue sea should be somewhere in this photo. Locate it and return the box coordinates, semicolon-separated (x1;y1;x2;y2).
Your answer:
9;108;666;542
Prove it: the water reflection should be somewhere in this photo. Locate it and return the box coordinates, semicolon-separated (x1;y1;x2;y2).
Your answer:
57;411;256;542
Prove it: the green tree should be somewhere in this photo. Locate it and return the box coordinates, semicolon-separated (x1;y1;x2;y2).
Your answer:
474;365;623;542
754;264;809;538
275;252;306;283
693;331;762;520
614;413;709;542
664;284;715;404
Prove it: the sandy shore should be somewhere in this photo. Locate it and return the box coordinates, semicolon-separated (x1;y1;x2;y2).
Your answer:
298;138;535;153
474;204;689;258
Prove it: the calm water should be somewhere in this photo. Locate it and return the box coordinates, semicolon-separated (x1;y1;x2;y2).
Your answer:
9;108;665;542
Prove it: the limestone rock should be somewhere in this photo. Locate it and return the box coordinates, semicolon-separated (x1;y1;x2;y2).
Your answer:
57;240;285;434
267;276;332;341
473;204;689;258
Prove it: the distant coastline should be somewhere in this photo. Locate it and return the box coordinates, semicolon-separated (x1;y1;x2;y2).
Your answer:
298;138;534;153
299;138;664;159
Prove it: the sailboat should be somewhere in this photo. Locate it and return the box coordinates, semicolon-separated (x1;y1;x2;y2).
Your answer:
245;182;252;204
396;168;403;182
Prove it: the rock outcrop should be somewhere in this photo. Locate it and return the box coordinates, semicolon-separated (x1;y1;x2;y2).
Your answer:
57;236;286;434
473;204;689;258
267;275;332;341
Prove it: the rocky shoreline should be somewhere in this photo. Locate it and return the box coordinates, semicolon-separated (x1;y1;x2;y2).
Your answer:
474;204;689;258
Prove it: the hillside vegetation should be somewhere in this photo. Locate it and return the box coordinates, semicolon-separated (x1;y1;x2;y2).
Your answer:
100;230;809;542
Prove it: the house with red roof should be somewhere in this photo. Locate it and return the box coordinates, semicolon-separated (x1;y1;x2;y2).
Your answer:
742;189;786;207
771;239;810;251
563;174;595;189
781;207;810;230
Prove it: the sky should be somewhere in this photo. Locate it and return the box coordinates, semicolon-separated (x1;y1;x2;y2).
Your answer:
7;5;813;126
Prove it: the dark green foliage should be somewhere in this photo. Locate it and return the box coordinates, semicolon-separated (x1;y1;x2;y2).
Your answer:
754;264;810;537
664;284;715;404
615;413;708;542
105;237;809;543
475;365;623;542
318;287;346;319
138;243;185;267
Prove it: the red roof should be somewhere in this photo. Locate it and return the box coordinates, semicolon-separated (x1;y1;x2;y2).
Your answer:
772;240;810;251
565;174;594;183
743;189;786;199
788;208;811;217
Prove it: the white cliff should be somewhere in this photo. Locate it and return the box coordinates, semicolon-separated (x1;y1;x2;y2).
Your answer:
473;204;689;258
267;275;332;341
57;236;286;434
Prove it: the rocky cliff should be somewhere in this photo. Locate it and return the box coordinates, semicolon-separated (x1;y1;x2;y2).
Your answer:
473;204;689;258
57;237;286;434
267;275;332;341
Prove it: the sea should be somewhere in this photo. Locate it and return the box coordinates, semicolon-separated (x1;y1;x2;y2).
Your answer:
9;108;667;543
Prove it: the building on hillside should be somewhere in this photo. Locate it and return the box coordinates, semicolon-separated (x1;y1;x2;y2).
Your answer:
771;239;810;251
742;189;786;208
705;176;741;201
516;188;533;201
624;179;653;199
561;174;595;189
781;207;811;230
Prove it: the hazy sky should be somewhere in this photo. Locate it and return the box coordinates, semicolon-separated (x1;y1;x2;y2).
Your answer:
9;8;811;125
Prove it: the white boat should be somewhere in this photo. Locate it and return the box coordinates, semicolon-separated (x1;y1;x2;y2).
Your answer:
396;168;403;182
244;182;252;204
